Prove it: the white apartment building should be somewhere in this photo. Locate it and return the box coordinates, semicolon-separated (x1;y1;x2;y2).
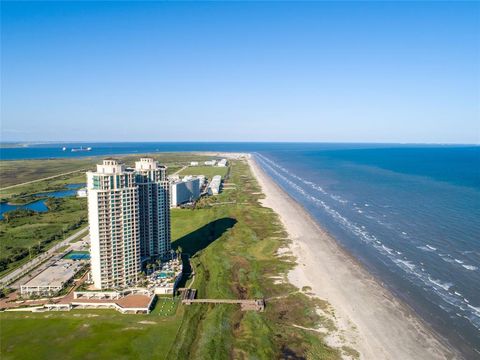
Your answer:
87;158;171;290
208;175;222;195
217;159;228;167
170;177;201;207
87;159;140;290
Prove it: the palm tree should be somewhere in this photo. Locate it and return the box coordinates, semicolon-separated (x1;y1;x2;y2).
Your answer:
176;246;183;260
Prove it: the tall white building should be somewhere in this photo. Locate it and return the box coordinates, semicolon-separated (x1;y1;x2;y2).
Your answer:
87;159;140;290
87;158;171;290
135;158;171;260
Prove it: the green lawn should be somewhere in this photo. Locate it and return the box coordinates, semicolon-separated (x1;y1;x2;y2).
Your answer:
0;157;341;360
178;165;228;179
0;310;182;360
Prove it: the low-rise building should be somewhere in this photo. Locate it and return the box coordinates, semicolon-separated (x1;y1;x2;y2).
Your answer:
208;175;222;195
190;161;199;166
170;177;201;207
204;160;217;166
217;159;228;167
20;259;85;297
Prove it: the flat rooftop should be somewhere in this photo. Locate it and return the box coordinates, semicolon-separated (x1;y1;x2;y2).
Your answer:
67;294;152;309
23;260;83;288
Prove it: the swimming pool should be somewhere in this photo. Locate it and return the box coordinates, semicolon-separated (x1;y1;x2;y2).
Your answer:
64;251;90;260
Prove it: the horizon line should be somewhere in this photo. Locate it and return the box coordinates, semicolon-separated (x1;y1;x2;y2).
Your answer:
1;140;479;146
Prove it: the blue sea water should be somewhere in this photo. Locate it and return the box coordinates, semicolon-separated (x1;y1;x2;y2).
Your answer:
1;142;479;357
254;147;480;358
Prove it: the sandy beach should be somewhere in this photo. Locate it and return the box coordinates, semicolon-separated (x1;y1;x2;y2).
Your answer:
248;156;460;360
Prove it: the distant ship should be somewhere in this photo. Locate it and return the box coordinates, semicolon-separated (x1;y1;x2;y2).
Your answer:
71;146;92;152
62;147;67;151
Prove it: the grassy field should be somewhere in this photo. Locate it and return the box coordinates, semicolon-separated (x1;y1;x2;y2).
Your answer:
167;160;339;359
178;165;229;179
0;157;341;359
0;158;97;188
0;310;182;360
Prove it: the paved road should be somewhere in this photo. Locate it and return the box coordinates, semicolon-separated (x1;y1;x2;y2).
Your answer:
0;226;89;288
0;169;86;191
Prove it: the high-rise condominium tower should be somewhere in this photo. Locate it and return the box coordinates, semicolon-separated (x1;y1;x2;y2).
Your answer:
135;158;171;259
87;158;171;290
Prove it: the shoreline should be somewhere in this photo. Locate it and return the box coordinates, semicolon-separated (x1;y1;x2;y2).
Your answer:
247;155;460;359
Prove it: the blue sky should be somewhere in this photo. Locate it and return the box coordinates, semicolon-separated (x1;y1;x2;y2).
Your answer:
1;1;479;143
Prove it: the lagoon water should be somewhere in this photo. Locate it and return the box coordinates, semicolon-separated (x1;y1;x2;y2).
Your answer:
1;142;479;356
0;183;84;219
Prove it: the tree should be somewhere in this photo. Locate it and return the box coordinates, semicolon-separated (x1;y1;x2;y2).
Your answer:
176;246;183;260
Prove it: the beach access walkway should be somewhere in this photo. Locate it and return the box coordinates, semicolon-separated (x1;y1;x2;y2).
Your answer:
179;288;265;312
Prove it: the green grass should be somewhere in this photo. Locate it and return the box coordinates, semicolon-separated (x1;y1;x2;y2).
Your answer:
151;298;180;317
0;158;97;188
0;156;341;359
0;310;182;360
178;165;228;179
167;159;339;359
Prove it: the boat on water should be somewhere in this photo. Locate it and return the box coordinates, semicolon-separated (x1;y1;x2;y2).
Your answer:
71;146;92;152
62;147;67;151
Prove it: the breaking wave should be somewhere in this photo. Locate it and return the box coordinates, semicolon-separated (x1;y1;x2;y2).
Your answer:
254;153;480;332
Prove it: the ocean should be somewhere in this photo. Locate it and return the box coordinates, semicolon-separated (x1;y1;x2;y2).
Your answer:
1;142;479;357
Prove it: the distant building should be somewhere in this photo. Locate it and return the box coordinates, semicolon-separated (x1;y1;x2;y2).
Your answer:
87;158;171;290
217;159;228;167
208;175;222;195
204;160;217;166
171;177;201;207
190;161;199;166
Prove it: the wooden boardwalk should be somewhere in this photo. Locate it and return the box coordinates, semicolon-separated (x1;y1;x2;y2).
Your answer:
179;288;265;312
